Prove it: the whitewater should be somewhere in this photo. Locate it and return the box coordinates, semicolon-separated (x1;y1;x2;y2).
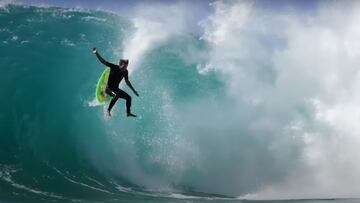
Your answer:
1;1;360;202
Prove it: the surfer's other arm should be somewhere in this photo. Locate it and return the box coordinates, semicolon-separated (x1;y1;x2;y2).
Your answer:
125;72;139;96
93;48;111;67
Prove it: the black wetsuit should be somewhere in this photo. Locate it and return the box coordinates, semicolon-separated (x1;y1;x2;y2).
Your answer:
95;52;132;113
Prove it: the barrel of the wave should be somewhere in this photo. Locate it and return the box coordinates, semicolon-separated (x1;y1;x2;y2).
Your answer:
96;67;111;103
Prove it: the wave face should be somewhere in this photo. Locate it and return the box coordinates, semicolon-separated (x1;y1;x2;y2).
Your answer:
0;4;226;202
0;4;134;202
2;1;360;202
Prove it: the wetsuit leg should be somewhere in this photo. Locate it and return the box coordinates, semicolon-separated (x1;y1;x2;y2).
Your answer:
105;88;116;97
107;88;132;114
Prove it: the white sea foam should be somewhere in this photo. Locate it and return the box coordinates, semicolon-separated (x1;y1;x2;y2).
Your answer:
122;2;188;74
53;168;114;194
88;98;102;107
111;181;132;193
85;176;105;187
0;0;14;8
0;165;63;199
81;16;106;22
198;0;360;199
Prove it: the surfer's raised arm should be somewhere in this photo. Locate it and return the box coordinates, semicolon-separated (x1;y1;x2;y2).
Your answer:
93;48;111;66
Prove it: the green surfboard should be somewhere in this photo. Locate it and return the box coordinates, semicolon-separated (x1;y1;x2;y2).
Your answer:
95;67;111;103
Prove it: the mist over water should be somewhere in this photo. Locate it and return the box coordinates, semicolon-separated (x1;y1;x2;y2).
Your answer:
1;0;360;202
197;0;360;199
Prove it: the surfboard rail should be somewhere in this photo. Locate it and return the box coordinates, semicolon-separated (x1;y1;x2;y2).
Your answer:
95;67;111;103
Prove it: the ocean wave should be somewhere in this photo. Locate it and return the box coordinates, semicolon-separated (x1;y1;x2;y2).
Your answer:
52;168;114;195
81;16;107;22
0;166;63;200
2;1;360;201
0;0;14;8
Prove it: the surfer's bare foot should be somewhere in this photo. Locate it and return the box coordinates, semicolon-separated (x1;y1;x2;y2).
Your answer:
106;110;112;117
127;113;137;117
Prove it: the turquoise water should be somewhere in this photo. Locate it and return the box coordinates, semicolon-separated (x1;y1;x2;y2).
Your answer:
0;4;223;202
0;3;358;203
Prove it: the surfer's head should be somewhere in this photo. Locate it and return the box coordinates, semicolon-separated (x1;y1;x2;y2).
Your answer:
119;59;129;70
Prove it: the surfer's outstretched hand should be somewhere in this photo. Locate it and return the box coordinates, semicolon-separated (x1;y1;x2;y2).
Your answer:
92;47;97;54
134;90;139;97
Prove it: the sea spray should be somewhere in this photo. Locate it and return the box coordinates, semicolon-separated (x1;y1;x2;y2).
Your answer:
2;1;360;202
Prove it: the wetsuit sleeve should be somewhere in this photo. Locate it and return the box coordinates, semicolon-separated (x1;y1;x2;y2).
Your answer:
125;70;129;80
95;52;113;67
107;63;118;70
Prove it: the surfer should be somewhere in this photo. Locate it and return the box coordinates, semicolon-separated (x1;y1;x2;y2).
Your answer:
93;48;139;117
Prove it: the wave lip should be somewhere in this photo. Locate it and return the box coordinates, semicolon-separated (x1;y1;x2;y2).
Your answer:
0;0;15;8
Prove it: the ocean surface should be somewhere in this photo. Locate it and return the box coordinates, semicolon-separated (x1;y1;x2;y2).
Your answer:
0;3;359;203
